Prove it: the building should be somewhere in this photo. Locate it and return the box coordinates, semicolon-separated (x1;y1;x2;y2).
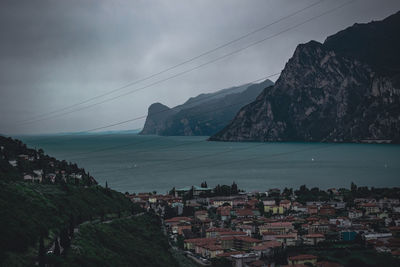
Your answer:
251;241;282;258
234;236;262;250
280;200;291;210
303;234;325;245
319;206;335;216
307;206;318;215
164;217;192;227
274;234;298;246
264;205;284;214
348;209;363;219
259;222;294;235
175;186;212;197
195;210;208;221
361;203;380;214
231;253;259;267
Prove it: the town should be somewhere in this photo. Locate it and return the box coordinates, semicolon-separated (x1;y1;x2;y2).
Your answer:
127;183;400;267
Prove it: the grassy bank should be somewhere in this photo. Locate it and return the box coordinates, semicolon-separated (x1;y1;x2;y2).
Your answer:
62;214;180;267
0;181;136;266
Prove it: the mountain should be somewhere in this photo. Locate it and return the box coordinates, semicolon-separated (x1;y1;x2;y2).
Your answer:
140;79;274;136
210;11;400;143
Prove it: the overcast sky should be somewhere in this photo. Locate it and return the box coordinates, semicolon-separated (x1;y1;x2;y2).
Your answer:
1;0;399;135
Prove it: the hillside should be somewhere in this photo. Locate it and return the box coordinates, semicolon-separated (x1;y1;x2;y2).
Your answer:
0;136;145;266
62;215;180;267
140;79;273;136
210;11;400;143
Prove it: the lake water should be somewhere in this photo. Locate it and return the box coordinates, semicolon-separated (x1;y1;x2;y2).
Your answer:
18;134;400;194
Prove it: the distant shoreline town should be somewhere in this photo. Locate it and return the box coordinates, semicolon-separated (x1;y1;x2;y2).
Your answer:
127;183;400;266
1;136;400;266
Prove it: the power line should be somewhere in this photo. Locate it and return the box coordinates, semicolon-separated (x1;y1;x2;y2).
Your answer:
18;0;356;160
18;0;324;124
19;74;278;146
74;0;356;133
20;0;354;128
56;84;267;160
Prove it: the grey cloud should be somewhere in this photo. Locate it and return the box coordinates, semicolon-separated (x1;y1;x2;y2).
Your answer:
1;0;399;134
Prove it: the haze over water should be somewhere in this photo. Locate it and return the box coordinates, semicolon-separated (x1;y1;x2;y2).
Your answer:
19;134;400;194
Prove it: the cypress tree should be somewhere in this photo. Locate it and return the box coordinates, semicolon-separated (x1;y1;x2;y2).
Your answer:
54;238;60;256
38;234;45;267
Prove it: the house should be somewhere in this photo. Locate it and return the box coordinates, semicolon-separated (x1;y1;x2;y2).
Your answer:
328;201;346;209
361;203;380;214
308;221;330;234
231;253;259;267
274;233;298;246
23;174;34;181
263;200;276;207
217;206;231;221
251;241;282;258
8;160;17;167
264;206;284;214
33;169;43;182
329;217;351;228
279;200;291;210
195;210;208;221
206;228;247;238
348;209;363;219
164;217;191;227
197;243;223;258
259;222;294;235
340;231;357;241
292;202;307;213
287;254;317;266
175;186;212;197
307;206;318;215
235;209;255;218
237;224;254;236
184;237;216;250
319;206;335;216
211;198;233;207
172;224;192;235
234;236;262;250
303;234;325;245
363;233;392;240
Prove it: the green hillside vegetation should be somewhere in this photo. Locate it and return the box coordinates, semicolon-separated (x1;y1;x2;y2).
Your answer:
62;214;180;267
0;136;144;266
0;181;136;266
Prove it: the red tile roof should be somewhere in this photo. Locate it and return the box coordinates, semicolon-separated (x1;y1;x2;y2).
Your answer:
304;234;325;238
234;236;262;243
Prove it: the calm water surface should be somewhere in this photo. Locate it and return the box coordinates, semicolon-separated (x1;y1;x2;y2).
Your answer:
18;134;400;194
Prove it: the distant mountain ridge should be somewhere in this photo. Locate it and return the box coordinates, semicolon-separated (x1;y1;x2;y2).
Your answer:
210;11;400;143
140;79;274;136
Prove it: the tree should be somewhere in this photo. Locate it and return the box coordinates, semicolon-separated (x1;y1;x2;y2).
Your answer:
351;182;357;193
69;215;75;237
169;187;176;196
38;233;45;267
231;182;238;195
60;227;70;249
176;234;184;249
257;201;265;216
54;238;60;256
105;181;108;189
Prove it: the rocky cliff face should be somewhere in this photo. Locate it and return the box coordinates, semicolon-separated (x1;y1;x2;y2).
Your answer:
210;12;400;143
140;80;273;136
140;103;176;135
